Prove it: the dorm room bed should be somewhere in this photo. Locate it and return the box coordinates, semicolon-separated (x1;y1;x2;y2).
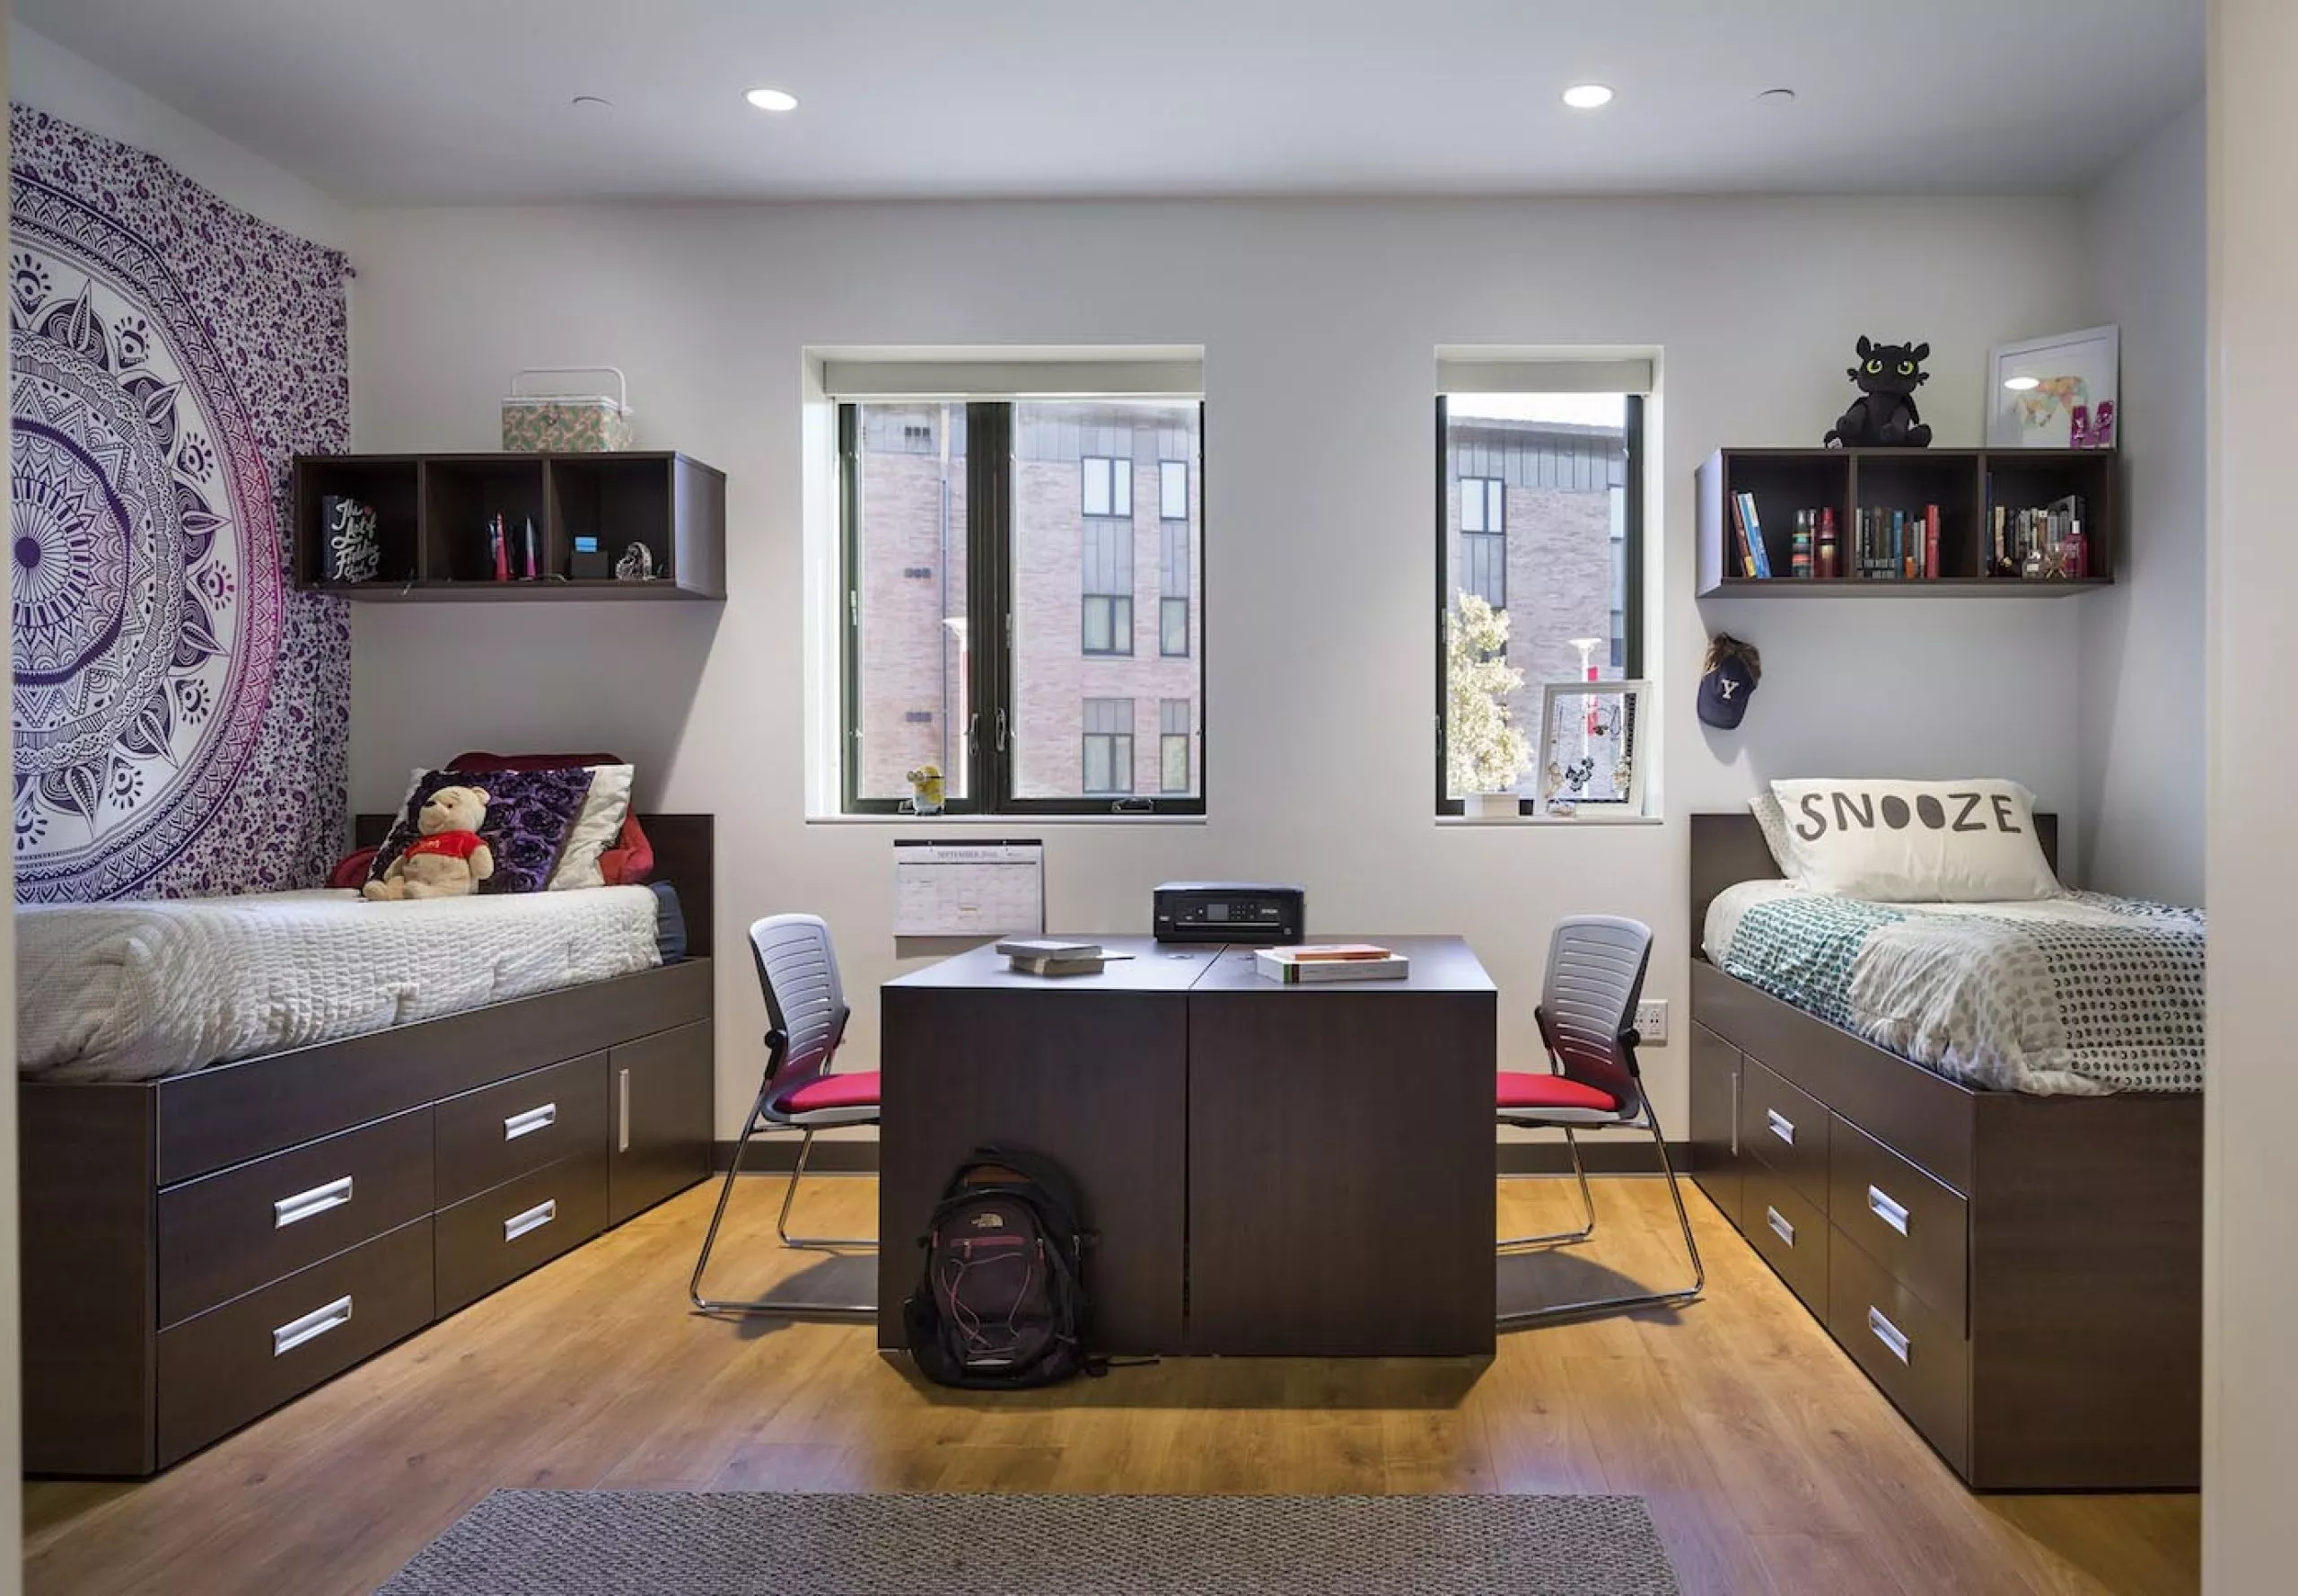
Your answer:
1688;812;2202;1491
20;814;717;1478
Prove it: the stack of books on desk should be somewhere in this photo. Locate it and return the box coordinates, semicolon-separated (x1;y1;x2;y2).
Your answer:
996;938;1110;976
1254;943;1410;984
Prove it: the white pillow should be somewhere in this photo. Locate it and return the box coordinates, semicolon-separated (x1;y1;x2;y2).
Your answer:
1750;793;1794;875
1767;778;2061;902
548;764;636;890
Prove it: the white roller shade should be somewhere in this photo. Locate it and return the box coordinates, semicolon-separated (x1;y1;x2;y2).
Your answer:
1436;357;1653;396
821;353;1202;399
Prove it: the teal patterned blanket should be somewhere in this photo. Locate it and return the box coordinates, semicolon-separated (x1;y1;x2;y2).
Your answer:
1706;883;2205;1095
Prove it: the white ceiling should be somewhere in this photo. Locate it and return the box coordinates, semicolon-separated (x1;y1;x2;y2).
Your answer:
16;0;2203;204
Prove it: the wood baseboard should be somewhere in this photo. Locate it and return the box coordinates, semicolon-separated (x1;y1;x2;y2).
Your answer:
714;1139;1688;1177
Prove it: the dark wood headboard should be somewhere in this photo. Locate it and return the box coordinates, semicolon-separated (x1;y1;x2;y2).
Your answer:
1689;810;2060;960
354;811;715;960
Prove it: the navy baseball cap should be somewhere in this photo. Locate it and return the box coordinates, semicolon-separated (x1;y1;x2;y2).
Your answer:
1698;636;1760;729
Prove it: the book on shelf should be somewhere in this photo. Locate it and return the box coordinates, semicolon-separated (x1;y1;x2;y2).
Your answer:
1817;506;1838;579
1790;509;1813;578
1255;947;1410;984
1924;504;1941;581
1731;492;1774;578
1010;952;1108;977
1892;508;1908;579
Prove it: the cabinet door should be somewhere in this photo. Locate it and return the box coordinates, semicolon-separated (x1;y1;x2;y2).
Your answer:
607;1020;715;1225
1688;1021;1744;1231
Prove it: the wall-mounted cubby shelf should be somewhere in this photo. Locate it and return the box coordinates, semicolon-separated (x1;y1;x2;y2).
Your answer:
1696;447;2116;599
291;452;725;601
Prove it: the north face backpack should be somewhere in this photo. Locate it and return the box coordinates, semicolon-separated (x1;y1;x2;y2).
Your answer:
902;1145;1098;1390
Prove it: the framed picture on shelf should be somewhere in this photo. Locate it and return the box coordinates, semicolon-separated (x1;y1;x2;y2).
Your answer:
1987;325;2119;450
1535;680;1648;817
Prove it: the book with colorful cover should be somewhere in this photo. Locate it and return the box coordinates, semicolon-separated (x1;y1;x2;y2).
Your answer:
1729;493;1757;577
1817;506;1838;578
1791;509;1813;578
1924;504;1941;581
1734;492;1774;579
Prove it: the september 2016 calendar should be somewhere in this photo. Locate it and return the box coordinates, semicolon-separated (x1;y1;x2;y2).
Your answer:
892;839;1045;937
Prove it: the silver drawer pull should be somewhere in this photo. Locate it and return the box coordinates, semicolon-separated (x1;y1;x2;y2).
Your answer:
1765;1108;1795;1146
1867;1184;1911;1236
273;1176;354;1230
1766;1206;1795;1247
1868;1305;1911;1364
504;1198;557;1242
503;1102;558;1142
273;1294;354;1357
618;1066;632;1153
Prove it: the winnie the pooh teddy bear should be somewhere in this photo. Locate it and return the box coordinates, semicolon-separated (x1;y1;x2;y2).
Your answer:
363;785;495;900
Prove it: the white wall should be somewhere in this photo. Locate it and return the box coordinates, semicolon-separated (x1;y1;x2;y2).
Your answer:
344;195;2094;1137
7;22;348;248
2206;4;2297;1591
2079;103;2208;905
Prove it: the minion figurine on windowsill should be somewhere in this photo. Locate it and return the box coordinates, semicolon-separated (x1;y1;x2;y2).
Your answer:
905;764;945;816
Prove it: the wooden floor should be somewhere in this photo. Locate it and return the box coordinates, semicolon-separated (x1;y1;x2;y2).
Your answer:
23;1175;2197;1596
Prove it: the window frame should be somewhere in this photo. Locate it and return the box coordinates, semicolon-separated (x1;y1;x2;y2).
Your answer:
839;399;1207;816
1081;697;1136;795
1434;393;1645;818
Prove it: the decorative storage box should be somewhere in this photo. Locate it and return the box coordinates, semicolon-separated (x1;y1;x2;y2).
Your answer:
500;365;635;452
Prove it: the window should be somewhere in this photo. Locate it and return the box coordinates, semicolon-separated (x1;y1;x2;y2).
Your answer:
1083;698;1135;794
1437;391;1645;814
1083;455;1132;518
1160;698;1192;794
1083;520;1134;656
1459;476;1505;609
1159;520;1190;657
840;395;1203;814
1160;460;1189;521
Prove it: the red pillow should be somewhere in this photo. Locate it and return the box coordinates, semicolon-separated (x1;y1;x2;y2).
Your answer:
446;752;653;886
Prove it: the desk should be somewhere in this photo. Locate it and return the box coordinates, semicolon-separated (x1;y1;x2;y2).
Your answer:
879;935;1496;1357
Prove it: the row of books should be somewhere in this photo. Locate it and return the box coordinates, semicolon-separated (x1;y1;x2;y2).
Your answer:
1987;495;2089;579
1736;499;1944;581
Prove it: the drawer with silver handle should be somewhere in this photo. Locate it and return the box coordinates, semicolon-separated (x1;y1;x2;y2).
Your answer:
1829;1112;1969;1329
435;1149;609;1317
158;1107;434;1329
1743;1170;1827;1317
1738;1057;1829;1211
434;1052;609;1206
156;1217;434;1467
1829;1223;1970;1473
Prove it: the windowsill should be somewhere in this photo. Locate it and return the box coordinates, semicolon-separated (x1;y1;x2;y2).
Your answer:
1436;811;1663;827
809;811;1208;826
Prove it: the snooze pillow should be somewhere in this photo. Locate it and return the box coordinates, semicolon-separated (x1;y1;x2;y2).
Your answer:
371;767;596;896
1767;778;2062;902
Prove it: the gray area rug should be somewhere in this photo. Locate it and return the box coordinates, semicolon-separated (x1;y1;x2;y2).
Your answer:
379;1490;1680;1595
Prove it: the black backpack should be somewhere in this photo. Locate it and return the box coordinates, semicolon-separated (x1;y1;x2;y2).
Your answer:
902;1146;1098;1390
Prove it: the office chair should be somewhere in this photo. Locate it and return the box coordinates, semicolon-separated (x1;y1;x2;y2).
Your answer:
1494;915;1704;1329
689;914;879;1317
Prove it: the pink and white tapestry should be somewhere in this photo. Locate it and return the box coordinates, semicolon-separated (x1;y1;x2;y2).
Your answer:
10;105;350;901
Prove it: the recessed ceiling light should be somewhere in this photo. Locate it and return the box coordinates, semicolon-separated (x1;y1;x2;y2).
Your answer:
745;87;799;113
2004;376;2042;391
1562;83;1614;110
1757;87;1797;106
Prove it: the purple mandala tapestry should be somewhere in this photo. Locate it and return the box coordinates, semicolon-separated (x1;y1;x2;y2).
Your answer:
9;106;350;901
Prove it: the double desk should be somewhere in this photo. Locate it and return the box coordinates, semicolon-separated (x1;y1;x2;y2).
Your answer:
879;935;1497;1357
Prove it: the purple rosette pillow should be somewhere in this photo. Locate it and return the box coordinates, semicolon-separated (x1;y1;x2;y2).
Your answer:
369;767;597;895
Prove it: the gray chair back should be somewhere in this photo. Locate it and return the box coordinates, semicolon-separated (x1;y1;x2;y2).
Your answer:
750;914;847;1085
1539;915;1652;1108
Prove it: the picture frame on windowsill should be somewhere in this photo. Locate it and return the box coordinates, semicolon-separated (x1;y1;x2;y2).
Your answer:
1987;326;2119;450
1536;680;1649;818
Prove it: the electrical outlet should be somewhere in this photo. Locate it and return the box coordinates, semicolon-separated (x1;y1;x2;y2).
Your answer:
1634;999;1669;1046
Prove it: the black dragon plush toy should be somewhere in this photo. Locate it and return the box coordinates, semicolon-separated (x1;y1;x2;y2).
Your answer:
1824;336;1932;448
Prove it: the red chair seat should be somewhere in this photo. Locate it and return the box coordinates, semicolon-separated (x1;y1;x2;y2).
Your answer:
770;1070;881;1116
1495;1072;1619;1114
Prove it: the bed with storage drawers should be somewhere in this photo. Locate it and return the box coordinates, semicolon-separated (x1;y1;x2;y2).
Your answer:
19;815;718;1478
1688;812;2202;1491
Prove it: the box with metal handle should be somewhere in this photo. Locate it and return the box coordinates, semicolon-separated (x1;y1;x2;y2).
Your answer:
501;364;635;452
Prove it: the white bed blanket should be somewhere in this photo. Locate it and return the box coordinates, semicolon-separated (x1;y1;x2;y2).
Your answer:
17;887;663;1083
